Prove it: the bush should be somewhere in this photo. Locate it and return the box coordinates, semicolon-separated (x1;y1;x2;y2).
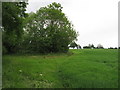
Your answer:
83;46;91;49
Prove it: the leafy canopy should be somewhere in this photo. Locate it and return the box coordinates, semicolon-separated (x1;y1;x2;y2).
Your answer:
2;2;28;54
23;2;78;53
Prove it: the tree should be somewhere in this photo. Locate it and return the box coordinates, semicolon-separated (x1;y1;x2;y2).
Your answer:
88;44;95;49
77;44;81;49
97;44;104;49
2;2;28;54
108;47;114;49
23;2;78;53
114;47;117;49
69;42;78;49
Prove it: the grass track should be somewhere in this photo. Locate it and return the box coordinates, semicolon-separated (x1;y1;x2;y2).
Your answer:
3;49;118;88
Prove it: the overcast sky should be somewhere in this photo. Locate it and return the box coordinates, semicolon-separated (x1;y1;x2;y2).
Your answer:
26;0;119;48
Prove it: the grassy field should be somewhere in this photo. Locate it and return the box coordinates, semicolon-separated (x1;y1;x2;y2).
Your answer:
3;49;118;88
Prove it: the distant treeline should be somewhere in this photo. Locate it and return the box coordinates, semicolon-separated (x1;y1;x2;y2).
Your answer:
69;42;119;49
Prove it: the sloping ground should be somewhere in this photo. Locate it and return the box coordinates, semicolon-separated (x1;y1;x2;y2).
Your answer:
2;49;118;88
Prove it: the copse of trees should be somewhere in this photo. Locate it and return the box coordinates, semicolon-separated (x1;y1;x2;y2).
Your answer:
83;44;105;49
108;47;118;49
2;2;78;54
83;44;95;49
108;47;114;49
21;2;78;53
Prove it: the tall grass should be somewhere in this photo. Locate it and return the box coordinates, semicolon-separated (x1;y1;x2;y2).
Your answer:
3;49;118;88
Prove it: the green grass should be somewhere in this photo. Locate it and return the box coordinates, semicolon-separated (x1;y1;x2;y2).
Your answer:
3;49;118;88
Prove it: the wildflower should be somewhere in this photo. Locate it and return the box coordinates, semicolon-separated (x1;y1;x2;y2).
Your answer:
39;74;42;76
19;70;22;73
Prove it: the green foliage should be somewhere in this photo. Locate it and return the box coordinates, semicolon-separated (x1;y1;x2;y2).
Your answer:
23;2;78;53
2;2;28;54
3;49;118;88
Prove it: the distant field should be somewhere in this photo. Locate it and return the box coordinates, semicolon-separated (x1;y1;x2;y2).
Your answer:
3;49;118;88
